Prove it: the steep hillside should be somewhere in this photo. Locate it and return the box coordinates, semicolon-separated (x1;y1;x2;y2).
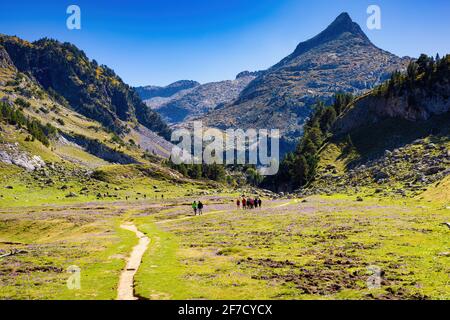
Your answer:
142;73;258;124
421;175;450;204
0;40;191;200
333;55;450;135
312;119;450;198
0;85;205;207
0;68;163;168
0;40;242;209
202;13;409;152
307;56;450;198
0;35;171;139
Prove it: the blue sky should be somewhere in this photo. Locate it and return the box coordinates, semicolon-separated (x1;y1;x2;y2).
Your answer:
0;0;449;86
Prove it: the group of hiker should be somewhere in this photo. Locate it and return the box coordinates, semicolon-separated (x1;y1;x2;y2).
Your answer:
191;196;263;216
236;197;262;210
191;201;204;216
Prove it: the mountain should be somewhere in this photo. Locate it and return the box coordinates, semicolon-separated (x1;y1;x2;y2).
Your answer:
0;35;171;140
310;56;450;197
1;35;231;207
135;80;200;100
270;54;450;196
0;35;179;175
201;13;410;152
333;57;450;135
140;72;259;124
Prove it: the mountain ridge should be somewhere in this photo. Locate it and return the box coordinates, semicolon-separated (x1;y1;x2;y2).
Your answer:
0;34;172;140
135;80;200;101
274;12;370;70
139;73;259;124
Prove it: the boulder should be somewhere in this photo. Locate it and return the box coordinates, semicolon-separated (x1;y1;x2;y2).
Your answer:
66;192;77;198
425;166;444;176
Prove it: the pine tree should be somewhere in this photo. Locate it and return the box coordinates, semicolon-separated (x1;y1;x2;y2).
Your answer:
293;155;309;187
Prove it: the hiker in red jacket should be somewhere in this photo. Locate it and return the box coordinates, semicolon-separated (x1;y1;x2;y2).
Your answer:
236;199;241;209
242;198;247;209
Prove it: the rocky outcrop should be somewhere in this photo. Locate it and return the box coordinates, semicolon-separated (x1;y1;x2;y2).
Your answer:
333;85;450;136
309;140;450;197
0;45;14;70
0;143;45;171
235;70;265;79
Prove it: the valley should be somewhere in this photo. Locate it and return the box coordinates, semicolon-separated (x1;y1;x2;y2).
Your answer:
0;10;449;302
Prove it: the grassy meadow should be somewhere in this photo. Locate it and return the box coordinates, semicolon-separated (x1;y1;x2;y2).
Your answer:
2;185;448;300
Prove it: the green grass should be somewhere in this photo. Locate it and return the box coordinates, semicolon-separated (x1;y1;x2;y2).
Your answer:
132;196;450;300
54;145;109;168
0;161;220;208
0;147;448;300
1;194;448;300
0;161;233;300
133;221;187;299
421;176;450;204
0;210;137;299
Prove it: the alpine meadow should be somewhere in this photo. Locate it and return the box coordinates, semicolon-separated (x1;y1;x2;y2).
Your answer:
0;1;449;305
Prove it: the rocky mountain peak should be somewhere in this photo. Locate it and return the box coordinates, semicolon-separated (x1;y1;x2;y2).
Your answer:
287;12;370;61
327;12;365;36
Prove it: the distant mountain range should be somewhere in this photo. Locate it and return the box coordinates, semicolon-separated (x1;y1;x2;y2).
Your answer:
136;73;261;124
0;12;448;198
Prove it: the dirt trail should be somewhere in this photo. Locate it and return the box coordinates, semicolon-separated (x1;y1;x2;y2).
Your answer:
116;200;294;299
117;224;150;300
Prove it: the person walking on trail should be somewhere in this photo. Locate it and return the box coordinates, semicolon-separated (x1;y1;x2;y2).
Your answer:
255;197;260;208
242;198;247;210
258;198;262;208
236;199;241;209
198;201;204;215
192;201;198;215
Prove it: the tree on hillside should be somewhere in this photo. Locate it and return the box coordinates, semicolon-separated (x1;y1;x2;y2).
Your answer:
333;92;354;115
292;155;309;187
407;61;419;82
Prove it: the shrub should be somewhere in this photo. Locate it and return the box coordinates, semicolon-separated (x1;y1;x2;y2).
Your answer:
0;101;56;147
15;97;31;109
